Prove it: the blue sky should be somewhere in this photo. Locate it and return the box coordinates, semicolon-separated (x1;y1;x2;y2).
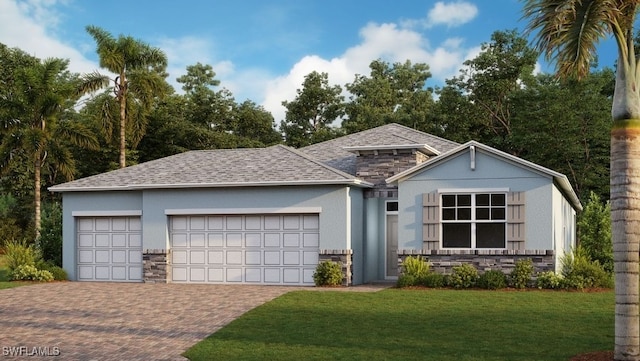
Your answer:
0;0;619;123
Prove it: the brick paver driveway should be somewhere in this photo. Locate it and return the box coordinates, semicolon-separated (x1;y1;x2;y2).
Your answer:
0;282;298;360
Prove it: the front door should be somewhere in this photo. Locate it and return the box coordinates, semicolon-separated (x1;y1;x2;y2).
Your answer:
386;214;398;278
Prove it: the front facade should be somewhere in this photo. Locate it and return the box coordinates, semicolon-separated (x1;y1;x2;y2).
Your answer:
51;124;581;285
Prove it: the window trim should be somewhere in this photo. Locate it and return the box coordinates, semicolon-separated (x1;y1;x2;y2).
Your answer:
439;190;508;250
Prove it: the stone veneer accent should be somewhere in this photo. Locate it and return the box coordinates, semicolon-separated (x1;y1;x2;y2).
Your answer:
356;148;429;185
397;249;555;275
143;249;170;283
318;249;353;286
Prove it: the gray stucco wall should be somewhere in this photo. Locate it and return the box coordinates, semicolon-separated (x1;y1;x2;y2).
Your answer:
397;149;556;251
61;185;366;282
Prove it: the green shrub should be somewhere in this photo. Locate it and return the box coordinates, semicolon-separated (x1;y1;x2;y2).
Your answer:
577;192;613;273
38;201;63;267
561;247;613;289
420;272;446;288
509;259;534;289
396;274;417;288
477;270;507;290
449;264;479;289
536;271;563;289
36;260;67;281
11;264;54;282
312;261;343;286
401;256;430;279
3;239;40;272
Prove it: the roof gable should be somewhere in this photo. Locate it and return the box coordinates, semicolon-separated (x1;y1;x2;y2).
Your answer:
387;141;582;211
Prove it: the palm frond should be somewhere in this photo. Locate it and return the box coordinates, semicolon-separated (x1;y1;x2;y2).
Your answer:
522;0;615;78
78;71;111;95
55;121;100;151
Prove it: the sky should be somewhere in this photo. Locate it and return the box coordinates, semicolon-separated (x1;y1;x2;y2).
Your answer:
0;0;620;124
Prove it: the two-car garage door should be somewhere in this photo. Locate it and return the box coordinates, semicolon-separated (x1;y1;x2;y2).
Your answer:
169;214;320;285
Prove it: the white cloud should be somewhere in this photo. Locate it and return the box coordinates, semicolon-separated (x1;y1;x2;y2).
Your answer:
259;22;476;123
0;0;97;74
426;1;478;28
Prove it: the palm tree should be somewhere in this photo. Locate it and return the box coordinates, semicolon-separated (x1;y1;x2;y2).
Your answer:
80;25;169;168
0;58;99;237
521;1;640;360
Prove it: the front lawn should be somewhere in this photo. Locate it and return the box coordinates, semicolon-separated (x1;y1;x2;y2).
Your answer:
184;289;613;361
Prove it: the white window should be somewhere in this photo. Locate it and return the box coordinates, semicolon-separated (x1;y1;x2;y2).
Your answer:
441;193;506;249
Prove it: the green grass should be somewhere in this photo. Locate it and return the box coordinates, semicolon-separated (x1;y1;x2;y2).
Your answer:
184;289;613;361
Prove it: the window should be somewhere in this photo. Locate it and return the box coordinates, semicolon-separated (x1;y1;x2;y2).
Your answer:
441;193;506;249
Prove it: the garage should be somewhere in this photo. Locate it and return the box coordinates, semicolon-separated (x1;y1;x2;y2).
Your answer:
76;216;143;282
169;214;320;285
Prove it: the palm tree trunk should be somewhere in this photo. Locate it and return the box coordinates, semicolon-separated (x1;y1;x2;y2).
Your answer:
34;155;41;239
119;92;126;168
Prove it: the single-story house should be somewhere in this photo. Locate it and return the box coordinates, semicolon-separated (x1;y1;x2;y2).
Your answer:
50;123;582;285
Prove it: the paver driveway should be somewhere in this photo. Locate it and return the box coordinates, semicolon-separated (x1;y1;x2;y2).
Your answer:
0;282;297;360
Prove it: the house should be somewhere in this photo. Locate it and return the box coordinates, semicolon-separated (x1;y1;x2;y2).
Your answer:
50;123;582;285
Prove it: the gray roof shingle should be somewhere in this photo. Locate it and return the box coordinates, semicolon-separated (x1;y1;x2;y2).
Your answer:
50;144;370;191
299;123;459;175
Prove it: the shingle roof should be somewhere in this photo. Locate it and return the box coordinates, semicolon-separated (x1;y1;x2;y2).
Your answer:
50;144;371;192
299;123;459;175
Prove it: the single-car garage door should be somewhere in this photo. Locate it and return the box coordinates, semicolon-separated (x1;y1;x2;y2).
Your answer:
77;216;143;282
170;214;320;285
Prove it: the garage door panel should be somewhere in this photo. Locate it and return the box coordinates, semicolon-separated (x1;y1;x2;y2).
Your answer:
283;251;300;265
245;268;261;282
303;215;319;230
226;251;242;264
283;269;300;283
303;251;319;265
245;251;261;265
172;250;188;264
264;251;280;265
226;268;243;282
303;233;319;247
112;234;126;247
190;233;205;247
208;268;224;282
172;267;187;282
226;233;242;247
245;216;261;230
76;216;142;282
226;216;242;230
264;234;280;247
190;250;206;264
208;233;223;247
246;233;261;247
190;268;206;282
208;250;223;264
95;266;110;280
170;214;319;285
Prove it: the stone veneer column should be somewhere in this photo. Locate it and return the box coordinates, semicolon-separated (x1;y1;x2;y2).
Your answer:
142;249;170;283
318;249;353;286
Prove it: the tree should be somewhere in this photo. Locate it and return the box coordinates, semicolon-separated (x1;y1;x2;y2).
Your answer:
433;30;538;149
509;70;612;201
578;191;613;273
343;60;434;133
0;58;98;237
281;71;344;147
80;25;169;168
522;1;640;359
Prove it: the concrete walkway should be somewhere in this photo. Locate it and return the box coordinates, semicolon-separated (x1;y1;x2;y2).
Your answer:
0;282;390;360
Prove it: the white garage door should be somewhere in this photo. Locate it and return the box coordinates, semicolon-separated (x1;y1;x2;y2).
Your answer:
76;217;143;282
170;214;320;285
